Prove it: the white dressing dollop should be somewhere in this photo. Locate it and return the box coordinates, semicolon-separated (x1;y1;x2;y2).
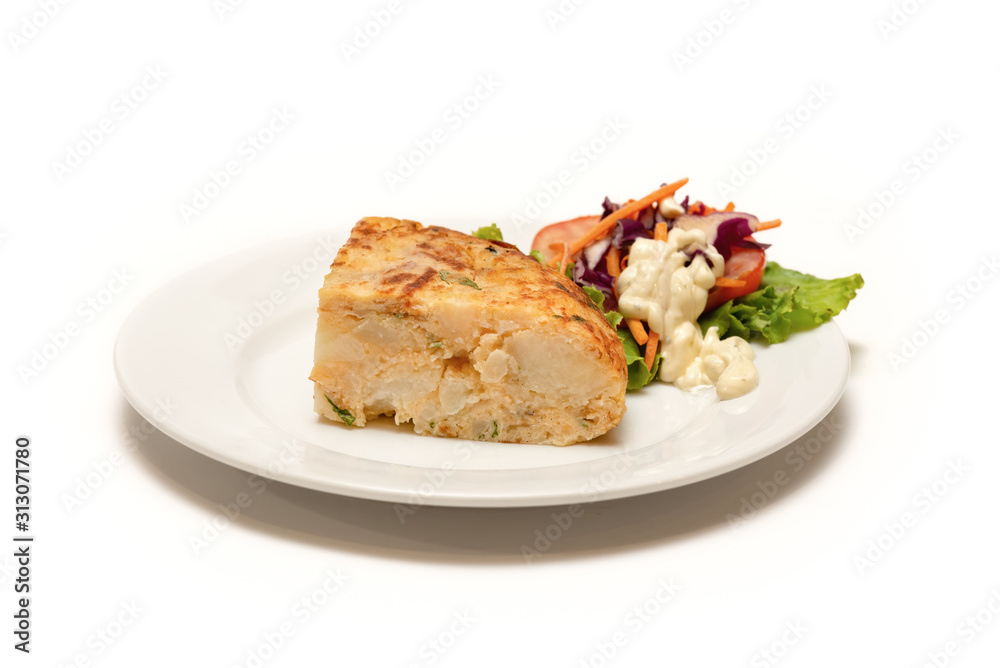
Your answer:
616;228;758;400
657;195;685;218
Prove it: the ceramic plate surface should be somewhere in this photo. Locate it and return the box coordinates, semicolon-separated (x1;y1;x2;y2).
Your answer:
114;229;850;507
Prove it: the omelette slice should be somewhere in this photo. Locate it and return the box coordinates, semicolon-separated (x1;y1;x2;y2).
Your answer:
309;217;627;445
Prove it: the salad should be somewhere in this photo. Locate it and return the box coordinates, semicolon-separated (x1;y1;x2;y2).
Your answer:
484;178;863;399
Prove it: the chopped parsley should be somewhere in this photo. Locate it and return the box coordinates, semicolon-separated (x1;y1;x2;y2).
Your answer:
324;395;356;426
440;271;481;290
477;421;499;440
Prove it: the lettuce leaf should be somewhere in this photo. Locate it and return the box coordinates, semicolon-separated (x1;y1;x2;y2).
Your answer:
699;262;863;344
581;284;624;328
580;285;651;386
618;327;662;390
472;223;503;241
581;284;604;308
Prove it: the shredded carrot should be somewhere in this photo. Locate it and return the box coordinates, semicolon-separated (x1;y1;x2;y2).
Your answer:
620;254;629;273
690;201;721;215
723;202;735;212
549;178;688;267
606;246;621;278
715;277;746;288
626;318;648;346
644;331;659;370
757;218;782;231
653;222;668;241
549;242;565;269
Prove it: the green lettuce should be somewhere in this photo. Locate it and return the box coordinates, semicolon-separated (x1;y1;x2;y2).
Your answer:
472;223;503;241
581;285;624;328
580;285;651;387
618;327;662;390
699;262;864;344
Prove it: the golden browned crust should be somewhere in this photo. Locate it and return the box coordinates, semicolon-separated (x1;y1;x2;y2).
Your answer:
310;217;627;445
320;218;623;358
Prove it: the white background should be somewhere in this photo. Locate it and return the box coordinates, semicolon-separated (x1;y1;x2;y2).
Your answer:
3;0;999;666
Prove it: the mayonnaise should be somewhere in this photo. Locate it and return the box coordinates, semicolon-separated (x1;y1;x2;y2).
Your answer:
657;195;685;218
616;228;758;400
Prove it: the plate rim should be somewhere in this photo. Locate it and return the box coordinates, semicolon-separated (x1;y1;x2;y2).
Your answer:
113;229;851;508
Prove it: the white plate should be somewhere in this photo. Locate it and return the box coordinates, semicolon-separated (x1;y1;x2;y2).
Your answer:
114;229;851;508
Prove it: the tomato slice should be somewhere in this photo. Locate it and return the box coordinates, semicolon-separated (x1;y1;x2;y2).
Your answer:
704;244;766;312
530;215;601;263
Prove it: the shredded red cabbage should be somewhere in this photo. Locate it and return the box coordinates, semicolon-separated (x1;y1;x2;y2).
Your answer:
600;197;620;220
683;247;722;270
711;217;753;260
612;218;648;248
637;206;657;230
734;238;771;252
572;259;618;311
